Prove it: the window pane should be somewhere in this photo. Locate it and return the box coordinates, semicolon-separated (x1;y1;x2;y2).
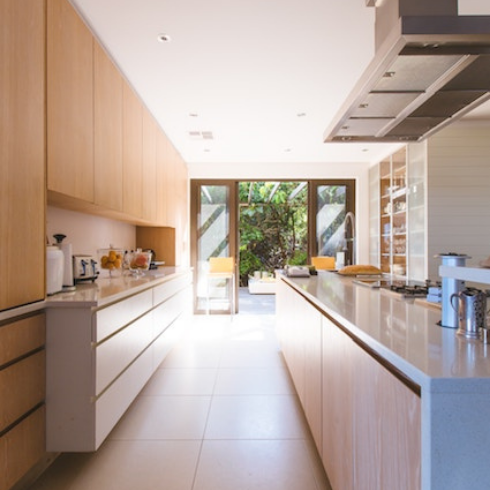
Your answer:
316;185;347;257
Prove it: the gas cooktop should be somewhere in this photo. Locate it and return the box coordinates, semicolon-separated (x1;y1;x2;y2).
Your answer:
353;278;432;298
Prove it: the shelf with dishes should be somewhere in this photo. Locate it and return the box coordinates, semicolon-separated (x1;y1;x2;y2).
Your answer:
379;148;408;276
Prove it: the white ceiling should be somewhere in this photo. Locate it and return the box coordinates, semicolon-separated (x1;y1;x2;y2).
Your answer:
70;0;490;167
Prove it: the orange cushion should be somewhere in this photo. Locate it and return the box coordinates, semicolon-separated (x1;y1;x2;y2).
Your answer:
311;256;335;270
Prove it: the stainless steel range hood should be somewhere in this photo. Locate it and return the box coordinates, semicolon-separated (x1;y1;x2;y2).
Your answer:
324;0;490;143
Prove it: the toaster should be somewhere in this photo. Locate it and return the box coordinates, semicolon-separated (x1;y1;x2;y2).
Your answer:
73;254;99;283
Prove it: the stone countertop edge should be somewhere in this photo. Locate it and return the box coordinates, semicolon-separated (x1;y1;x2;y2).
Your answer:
45;266;191;310
280;272;490;394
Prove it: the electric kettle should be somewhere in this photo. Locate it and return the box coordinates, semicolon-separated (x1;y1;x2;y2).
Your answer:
451;288;488;339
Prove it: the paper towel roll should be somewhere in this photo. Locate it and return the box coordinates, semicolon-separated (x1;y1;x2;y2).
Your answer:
60;242;74;287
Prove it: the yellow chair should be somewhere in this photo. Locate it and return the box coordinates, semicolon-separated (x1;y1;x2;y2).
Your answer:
311;256;336;270
206;257;235;314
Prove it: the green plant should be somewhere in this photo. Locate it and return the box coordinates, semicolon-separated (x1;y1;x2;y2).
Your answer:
238;182;307;285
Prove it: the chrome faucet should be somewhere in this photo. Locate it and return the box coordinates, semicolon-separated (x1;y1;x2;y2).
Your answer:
343;211;356;265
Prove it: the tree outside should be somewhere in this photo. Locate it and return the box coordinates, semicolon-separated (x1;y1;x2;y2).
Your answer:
238;181;307;286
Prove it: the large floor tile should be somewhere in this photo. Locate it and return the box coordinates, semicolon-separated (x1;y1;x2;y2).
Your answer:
29;440;201;490
193;439;328;490
214;367;295;395
219;342;284;368
204;395;308;440
109;395;211;440
160;343;224;368
141;368;218;396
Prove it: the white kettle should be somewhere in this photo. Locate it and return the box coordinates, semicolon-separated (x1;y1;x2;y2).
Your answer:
46;245;64;295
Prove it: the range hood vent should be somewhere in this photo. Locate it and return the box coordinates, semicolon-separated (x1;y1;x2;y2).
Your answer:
324;0;490;143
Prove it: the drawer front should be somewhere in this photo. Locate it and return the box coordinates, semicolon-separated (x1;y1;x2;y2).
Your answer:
94;290;153;342
153;285;191;338
153;273;192;306
0;351;45;433
95;312;153;395
95;347;153;450
0;313;45;367
0;405;45;490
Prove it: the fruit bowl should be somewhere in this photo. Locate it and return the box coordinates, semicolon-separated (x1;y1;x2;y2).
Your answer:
98;248;124;277
128;250;152;274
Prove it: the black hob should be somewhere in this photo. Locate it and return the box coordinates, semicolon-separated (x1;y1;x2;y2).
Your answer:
386;281;429;297
354;278;431;298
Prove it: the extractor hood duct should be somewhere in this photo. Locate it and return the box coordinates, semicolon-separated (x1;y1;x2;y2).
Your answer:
324;0;490;143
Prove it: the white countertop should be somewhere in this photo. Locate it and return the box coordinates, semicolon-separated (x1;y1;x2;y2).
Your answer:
282;271;490;393
45;266;190;309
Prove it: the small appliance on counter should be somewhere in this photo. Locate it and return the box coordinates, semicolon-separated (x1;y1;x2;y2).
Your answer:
451;287;488;340
435;252;470;328
285;265;310;277
46;244;64;295
73;254;99;283
53;233;75;291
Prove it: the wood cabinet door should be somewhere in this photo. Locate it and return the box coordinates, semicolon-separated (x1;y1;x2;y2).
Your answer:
165;143;178;227
122;82;143;218
142;111;157;222
322;317;354;490
353;345;421;490
94;43;123;211
156;130;169;225
0;0;45;310
47;0;94;202
302;301;323;456
174;154;189;264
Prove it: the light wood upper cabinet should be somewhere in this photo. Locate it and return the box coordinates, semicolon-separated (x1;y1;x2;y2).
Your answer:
45;0;188;237
173;151;189;264
165;143;178;227
47;0;94;202
142;111;158;222
122;82;143;218
0;0;45;311
156;130;169;224
94;43;123;211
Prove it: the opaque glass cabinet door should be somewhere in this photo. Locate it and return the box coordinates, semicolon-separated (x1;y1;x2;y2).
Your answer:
0;0;45;310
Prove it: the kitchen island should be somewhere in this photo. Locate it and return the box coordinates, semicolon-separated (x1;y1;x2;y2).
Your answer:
45;267;192;452
276;271;490;490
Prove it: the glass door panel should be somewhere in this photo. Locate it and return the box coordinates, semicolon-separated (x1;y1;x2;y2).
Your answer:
310;181;355;266
191;181;237;313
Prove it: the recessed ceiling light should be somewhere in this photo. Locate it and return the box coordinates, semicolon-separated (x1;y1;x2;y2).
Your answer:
157;33;171;43
204;148;211;152
284;148;292;153
189;113;198;117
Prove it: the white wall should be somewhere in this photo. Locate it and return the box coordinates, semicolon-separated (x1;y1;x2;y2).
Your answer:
47;206;136;257
188;161;372;264
458;0;490;14
427;122;490;280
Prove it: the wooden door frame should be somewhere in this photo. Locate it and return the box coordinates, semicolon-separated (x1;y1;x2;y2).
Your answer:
190;178;356;313
308;180;356;263
190;179;238;314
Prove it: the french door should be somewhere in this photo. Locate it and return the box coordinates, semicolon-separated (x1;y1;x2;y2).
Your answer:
309;180;356;266
190;180;238;314
190;179;355;314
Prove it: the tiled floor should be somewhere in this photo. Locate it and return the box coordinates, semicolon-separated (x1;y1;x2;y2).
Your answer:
29;293;331;490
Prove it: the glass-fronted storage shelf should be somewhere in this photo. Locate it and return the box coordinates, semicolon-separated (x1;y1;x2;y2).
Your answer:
379;148;407;276
406;141;427;281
